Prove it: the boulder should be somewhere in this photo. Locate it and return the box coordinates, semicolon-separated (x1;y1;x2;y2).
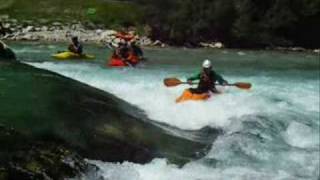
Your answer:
23;26;34;33
0;63;220;165
52;22;62;26
139;36;152;46
152;40;162;46
291;47;306;52
199;42;210;48
41;26;48;31
0;126;94;180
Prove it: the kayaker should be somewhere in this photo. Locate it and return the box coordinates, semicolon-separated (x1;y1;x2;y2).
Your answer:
187;59;228;94
116;41;135;65
0;40;16;61
68;36;83;54
130;41;143;59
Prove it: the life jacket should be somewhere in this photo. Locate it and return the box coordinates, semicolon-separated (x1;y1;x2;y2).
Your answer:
68;43;83;54
198;71;215;90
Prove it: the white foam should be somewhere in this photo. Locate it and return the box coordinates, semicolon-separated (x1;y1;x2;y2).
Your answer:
27;62;319;131
283;122;319;149
87;159;297;180
26;60;320;180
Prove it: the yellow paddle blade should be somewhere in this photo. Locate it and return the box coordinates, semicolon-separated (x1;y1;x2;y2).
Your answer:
164;78;183;87
233;82;252;89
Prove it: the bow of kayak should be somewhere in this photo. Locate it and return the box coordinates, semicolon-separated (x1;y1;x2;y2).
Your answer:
52;52;95;60
108;57;129;67
176;89;210;103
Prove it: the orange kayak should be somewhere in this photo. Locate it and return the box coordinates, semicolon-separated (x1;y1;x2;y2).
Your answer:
176;89;210;103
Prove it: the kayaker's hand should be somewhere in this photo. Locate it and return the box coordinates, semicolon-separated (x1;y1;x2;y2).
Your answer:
188;80;193;85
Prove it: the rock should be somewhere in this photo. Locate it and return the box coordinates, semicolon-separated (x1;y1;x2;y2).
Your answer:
291;47;306;52
200;42;224;48
41;26;48;31
85;21;96;29
0;126;91;180
96;29;103;35
0;14;9;20
20;34;39;41
23;26;34;33
199;42;210;47
139;36;152;46
101;30;117;37
38;18;49;24
208;42;224;49
3;23;11;29
52;22;62;26
48;27;55;31
152;40;162;46
0;63;220;165
213;42;224;48
314;49;320;53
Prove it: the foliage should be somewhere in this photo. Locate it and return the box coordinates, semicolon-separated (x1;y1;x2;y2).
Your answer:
136;0;320;48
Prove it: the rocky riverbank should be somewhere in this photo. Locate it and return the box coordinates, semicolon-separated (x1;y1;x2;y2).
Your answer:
0;15;168;48
0;15;228;49
1;14;319;53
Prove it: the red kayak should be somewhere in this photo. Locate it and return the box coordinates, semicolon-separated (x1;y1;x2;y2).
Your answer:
108;57;129;67
108;54;140;67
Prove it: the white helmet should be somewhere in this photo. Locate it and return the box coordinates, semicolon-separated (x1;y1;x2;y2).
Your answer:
202;59;212;68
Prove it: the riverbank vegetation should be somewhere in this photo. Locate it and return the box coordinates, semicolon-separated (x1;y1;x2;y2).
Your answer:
0;0;319;48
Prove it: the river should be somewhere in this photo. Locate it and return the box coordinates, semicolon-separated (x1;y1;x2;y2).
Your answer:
10;42;320;180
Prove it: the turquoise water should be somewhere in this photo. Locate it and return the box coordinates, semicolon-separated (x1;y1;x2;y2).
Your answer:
9;42;320;180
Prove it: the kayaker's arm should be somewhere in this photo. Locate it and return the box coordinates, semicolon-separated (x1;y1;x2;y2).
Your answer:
213;72;228;85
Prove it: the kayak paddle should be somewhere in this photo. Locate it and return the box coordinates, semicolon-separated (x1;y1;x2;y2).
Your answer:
164;78;252;90
226;82;252;89
164;78;196;87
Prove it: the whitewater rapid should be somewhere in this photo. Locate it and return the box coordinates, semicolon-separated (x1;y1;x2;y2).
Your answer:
27;61;319;180
14;42;319;180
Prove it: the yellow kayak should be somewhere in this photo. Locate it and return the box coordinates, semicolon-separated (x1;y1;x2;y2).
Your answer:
52;52;95;60
176;89;210;103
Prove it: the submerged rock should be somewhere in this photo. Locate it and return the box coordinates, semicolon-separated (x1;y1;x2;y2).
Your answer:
0;62;220;169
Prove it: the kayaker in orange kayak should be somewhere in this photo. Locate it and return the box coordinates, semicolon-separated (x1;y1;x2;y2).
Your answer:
68;36;83;55
187;59;228;94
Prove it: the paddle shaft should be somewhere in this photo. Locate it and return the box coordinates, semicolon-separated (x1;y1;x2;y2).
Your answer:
180;81;233;87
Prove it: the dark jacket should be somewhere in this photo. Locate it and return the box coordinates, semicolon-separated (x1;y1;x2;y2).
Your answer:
187;69;226;93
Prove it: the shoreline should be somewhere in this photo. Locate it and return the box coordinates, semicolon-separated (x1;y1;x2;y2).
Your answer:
1;20;319;54
5;39;320;56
